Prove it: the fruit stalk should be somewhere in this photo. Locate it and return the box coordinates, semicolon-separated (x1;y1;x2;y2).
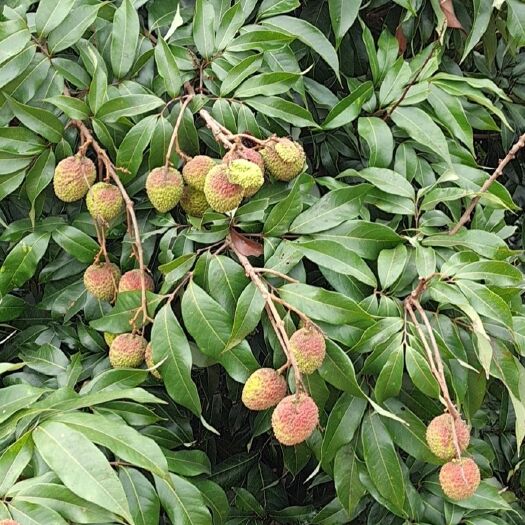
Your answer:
164;93;194;167
69;119;152;329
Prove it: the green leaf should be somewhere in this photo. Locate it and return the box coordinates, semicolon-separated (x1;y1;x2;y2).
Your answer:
0;295;25;322
53;412;169;477
52;225;99;263
377;244;408;289
0;232;50;296
323;82;373;129
461;0;493;62
378;58;411;107
47;3;103;53
220;54;263;96
0;45;36;90
358;117;393;168
329;0;362;45
415;245;436;278
334;445;366;516
361;412;405;513
452;261;523;287
111;0;139;78
155;473;212;525
193;0;216;59
88;61;108;115
0;433;33;497
5;95;64;143
374;345;403;403
344;167;414;199
295;239;377;287
151;304;202;416
263;16;340;79
391;106;452;166
263;177;303;236
97;95;164;122
165;450;211;477
216;3;246;50
35;0;75;36
278;283;374;325
405;344;440;397
44;95;89;120
226;283;265;350
234;71;301;98
258;0;300;19
0;20;30;66
33;421;132;522
155;38;182;98
246;96;317;128
9;500;69;525
26;149;55;208
120;468;160;525
290;185;369;234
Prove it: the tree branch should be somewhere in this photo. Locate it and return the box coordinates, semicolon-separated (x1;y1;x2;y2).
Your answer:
165;93;194;167
449;132;525;235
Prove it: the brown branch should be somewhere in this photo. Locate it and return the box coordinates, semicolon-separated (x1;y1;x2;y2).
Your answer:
449;132;525;235
70;119;152;330
165;94;194;167
227;236;305;392
253;268;299;283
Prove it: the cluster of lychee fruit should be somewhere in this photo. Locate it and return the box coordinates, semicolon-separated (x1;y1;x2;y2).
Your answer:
241;326;326;446
145;137;306;216
426;413;480;501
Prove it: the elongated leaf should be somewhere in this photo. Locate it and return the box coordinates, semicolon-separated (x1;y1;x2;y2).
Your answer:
120;468;160;525
151;304;201;416
234;71;300;98
52;225;99;263
220;54;263;96
461;0;493;62
193;0;216;59
111;0;139;78
33;421;132;522
216;3;246;50
26;149;55;207
246;96;317;128
45;95;89;120
323;82;373;129
0;433;33;497
264;177;302;235
97;95;164;122
358;117;393;168
35;0;75;36
329;0;362;45
377;244;408;289
155;38;182;97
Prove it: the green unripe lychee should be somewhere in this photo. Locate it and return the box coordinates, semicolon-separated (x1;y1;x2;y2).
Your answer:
439;458;480;501
109;333;147;368
104;332;118;347
242;368;287;411
53;155;96;202
426;414;470;460
260;138;305;181
271;393;319;446
83;263;121;302
86;182;123;223
118;270;154;293
204;164;244;213
146;166;183;213
145;343;161;379
223;147;265;173
226;159;264;198
289;326;326;375
180;186;209;217
182;155;216;191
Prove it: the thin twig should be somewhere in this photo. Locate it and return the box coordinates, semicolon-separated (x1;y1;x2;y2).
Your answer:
70;119;152;330
165;93;194;167
253;268;299;283
449;132;525;234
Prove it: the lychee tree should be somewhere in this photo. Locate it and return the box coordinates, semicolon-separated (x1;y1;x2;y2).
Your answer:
0;1;524;524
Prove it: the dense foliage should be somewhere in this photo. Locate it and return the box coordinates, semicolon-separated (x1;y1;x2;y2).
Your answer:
0;0;524;524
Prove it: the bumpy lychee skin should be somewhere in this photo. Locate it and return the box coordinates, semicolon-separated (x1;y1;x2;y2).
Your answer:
145;344;161;379
86;182;123;222
226;159;264;197
204;164;244;213
180;186;209;217
439;458;480;501
242;368;287;411
83;263;121;302
146;166;183;213
426;414;470;460
289;327;326;375
109;334;147;368
182;155;216;191
223;148;265;173
272;393;319;446
104;332;118;347
53;155;96;202
260;138;305;181
118;270;154;293
0;520;21;525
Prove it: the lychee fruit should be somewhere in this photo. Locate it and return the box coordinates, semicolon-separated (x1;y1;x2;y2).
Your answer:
180;186;209;217
118;269;154;293
104;332;118;347
182;155;216;191
289;326;326;375
83;262;121;302
439;458;480;501
241;368;287;411
86;182;123;223
53;155;96;202
0;520;21;525
145;343;161;379
226;159;264;197
271;393;319;446
260;138;305;181
109;333;147;368
146;166;183;213
203;164;244;213
426;414;470;460
223;147;265;173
